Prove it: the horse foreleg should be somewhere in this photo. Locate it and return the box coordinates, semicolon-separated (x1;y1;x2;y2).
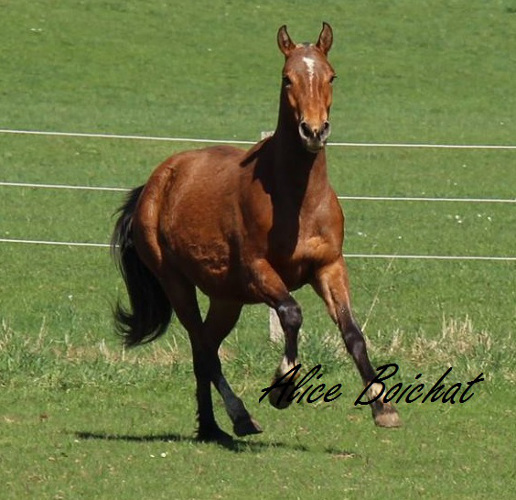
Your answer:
248;259;303;410
265;295;304;409
312;258;401;427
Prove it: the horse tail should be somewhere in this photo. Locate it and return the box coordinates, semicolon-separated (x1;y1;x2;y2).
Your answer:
111;185;173;347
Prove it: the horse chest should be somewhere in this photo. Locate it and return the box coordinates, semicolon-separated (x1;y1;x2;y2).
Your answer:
269;234;329;289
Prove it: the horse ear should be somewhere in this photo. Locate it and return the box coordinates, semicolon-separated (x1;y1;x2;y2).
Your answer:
316;22;333;55
277;25;295;57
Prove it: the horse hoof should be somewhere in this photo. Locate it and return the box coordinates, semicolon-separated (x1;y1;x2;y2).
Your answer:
233;416;263;437
268;387;293;409
197;426;234;443
374;407;402;428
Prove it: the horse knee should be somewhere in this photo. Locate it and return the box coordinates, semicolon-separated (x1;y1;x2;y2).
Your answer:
277;298;303;333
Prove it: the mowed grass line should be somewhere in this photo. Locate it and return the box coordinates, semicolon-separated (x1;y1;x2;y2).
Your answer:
0;320;514;500
1;0;515;499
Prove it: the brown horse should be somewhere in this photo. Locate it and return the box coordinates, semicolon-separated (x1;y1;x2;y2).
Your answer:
112;23;400;442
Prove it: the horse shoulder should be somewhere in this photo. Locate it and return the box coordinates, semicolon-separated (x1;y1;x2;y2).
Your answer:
237;143;277;242
297;188;345;264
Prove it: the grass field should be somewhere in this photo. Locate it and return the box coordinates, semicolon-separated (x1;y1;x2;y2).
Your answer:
1;1;515;499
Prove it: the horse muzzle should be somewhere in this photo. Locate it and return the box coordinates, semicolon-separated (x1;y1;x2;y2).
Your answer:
298;120;331;153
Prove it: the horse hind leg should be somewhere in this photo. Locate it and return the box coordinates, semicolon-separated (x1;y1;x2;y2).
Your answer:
202;299;262;438
159;268;232;442
191;344;234;442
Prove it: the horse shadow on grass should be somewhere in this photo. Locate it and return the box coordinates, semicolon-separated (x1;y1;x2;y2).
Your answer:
74;431;357;456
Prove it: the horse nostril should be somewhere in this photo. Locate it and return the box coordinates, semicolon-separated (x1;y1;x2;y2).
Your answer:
320;121;331;141
299;121;313;140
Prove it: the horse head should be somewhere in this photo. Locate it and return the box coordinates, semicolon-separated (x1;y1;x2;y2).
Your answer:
277;22;336;153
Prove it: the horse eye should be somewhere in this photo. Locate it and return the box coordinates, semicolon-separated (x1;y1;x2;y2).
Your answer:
282;75;292;87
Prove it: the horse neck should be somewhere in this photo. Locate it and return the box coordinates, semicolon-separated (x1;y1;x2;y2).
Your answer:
271;103;330;204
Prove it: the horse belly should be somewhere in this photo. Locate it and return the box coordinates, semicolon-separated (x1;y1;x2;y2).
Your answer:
161;215;246;299
182;241;231;289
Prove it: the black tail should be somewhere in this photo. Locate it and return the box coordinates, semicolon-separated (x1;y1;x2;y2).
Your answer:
111;186;172;347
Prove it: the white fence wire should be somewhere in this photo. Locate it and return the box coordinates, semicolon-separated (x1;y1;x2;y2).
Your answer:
1;128;516;149
1;181;515;204
1;128;514;261
1;237;515;261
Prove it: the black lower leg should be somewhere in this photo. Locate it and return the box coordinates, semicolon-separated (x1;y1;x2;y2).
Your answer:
341;320;377;383
342;320;401;427
192;350;232;442
268;296;303;410
205;348;261;437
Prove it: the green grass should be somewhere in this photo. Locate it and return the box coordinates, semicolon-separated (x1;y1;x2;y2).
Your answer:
1;1;515;499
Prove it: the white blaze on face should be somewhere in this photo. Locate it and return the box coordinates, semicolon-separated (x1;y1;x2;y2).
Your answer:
302;56;316;95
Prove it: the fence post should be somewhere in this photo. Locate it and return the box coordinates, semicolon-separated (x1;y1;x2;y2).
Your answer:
260;131;283;343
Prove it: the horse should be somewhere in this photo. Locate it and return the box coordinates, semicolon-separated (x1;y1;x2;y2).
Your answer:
112;22;401;442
